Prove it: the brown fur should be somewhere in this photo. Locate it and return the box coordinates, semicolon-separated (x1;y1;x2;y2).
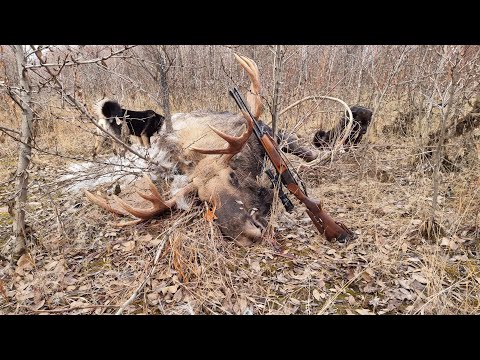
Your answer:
161;111;276;245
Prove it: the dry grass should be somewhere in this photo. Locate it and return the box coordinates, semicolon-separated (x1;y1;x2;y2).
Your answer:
0;99;479;315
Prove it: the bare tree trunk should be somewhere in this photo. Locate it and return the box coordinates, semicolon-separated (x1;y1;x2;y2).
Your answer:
157;46;172;133
271;45;284;138
297;45;308;94
13;45;34;259
428;49;458;239
354;46;365;104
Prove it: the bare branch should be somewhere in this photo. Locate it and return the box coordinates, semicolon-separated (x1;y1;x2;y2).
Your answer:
29;45;157;166
25;45;137;69
0;125;21;135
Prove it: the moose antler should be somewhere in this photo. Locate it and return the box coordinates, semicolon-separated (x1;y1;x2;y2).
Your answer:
85;173;196;225
233;53;262;118
190;115;253;162
86;55;261;224
190;55;260;161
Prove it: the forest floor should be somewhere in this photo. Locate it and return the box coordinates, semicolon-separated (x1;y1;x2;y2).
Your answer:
0;120;479;315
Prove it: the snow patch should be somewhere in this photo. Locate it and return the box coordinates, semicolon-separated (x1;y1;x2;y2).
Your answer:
60;143;175;194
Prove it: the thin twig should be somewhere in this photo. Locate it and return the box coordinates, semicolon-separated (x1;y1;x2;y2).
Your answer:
31;304;120;314
0;125;21;135
25;45;137;69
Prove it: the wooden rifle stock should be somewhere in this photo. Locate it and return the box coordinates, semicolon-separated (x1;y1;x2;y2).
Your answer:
259;133;355;242
230;88;355;242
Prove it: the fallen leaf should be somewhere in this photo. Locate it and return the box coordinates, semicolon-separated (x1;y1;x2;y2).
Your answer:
412;274;428;285
31;299;45;311
63;276;77;286
312;289;321;301
204;197;219;222
346;268;356;280
79;284;91;292
290;297;301;305
356;308;375;315
54;260;66;274
365;268;375;277
250;261;261;272
69;300;87;308
348;295;356;306
147;293;159;301
137;233;153;243
122;241;135;252
149;238;162;246
17;253;34;269
276;273;288;283
44;260;59;271
361;272;373;283
15;289;35;302
172;288;183;302
160;285;178;295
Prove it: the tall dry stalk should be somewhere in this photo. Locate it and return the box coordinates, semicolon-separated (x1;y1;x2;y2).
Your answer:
271;45;285;138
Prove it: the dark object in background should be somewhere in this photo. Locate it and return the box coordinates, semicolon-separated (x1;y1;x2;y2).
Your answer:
313;106;373;149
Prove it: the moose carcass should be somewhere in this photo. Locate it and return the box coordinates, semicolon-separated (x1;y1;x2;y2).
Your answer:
85;55;334;246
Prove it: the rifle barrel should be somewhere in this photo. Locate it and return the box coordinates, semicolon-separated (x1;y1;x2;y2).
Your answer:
228;86;355;243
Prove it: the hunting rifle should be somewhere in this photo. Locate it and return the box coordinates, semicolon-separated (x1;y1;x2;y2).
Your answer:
229;87;355;243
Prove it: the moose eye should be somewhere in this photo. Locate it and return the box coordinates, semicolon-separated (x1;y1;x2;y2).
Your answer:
229;172;239;187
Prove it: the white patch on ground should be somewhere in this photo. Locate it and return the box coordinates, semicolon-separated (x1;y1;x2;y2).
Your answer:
171;175;190;210
60;143;175;194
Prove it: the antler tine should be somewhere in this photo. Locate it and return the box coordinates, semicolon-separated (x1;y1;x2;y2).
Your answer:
141;173;167;202
190;117;253;157
233;53;262;118
111;194;170;220
84;190;130;216
190;54;261;160
85;174;196;222
112;174;176;220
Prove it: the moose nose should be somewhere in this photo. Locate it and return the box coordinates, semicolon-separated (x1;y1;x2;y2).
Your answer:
236;219;264;246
